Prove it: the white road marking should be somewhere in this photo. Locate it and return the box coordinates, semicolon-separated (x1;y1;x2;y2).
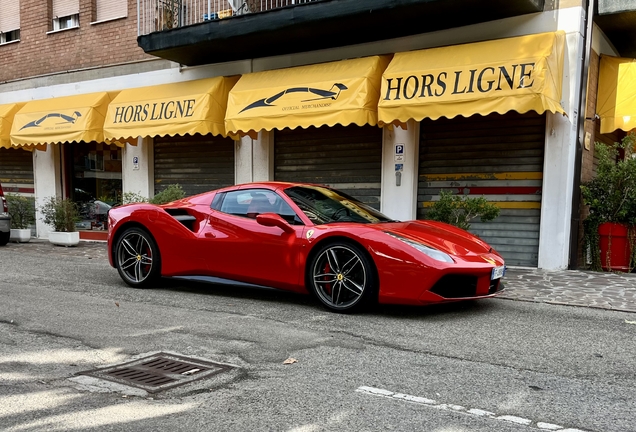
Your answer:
538;423;565;430
497;415;532;425
355;386;591;432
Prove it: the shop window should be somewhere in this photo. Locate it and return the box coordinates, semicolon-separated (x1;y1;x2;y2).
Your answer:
69;142;122;232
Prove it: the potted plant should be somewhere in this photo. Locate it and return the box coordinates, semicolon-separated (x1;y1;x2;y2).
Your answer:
426;190;500;231
581;133;636;272
6;194;35;243
40;196;81;247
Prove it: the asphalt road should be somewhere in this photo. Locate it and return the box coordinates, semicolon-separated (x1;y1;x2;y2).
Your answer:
1;244;635;432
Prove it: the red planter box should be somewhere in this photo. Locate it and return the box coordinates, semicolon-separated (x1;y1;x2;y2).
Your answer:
598;222;633;272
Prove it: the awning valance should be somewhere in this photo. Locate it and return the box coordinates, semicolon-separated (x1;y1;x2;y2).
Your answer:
11;92;117;147
225;55;391;137
597;55;636;134
0;103;24;149
378;31;566;126
104;76;240;141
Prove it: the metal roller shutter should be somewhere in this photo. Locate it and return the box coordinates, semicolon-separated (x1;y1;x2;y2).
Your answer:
0;148;34;195
0;0;20;33
274;125;383;209
418;112;546;267
52;0;79;17
154;135;235;196
96;0;127;22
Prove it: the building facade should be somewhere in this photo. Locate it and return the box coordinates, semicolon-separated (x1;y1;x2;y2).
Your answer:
1;0;634;269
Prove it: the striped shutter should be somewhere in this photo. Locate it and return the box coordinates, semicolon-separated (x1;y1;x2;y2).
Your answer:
418;112;546;267
0;0;20;32
154;135;235;197
274;125;383;209
96;0;128;21
52;0;79;17
0;148;34;195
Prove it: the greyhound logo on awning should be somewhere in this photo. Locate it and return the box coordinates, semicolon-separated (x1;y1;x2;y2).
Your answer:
20;111;82;130
239;83;348;113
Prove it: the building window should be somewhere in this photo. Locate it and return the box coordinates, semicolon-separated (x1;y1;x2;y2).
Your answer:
51;0;79;31
0;29;19;44
0;0;20;44
53;14;79;31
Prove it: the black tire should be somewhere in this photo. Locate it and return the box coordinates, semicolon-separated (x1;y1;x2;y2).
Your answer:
0;231;9;246
307;241;377;313
114;227;161;288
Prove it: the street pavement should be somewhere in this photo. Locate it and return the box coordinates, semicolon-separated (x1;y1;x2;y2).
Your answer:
5;239;636;313
3;238;636;431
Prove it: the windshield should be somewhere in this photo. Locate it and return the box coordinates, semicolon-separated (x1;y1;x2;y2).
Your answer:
284;185;394;225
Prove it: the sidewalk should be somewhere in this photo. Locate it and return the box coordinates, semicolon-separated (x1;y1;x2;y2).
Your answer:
4;239;636;314
501;267;636;314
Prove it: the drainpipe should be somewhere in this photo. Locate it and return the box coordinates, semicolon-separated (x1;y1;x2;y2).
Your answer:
568;0;595;269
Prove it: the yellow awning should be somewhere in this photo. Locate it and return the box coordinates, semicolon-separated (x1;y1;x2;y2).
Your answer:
104;76;240;141
11;92;117;147
378;31;566;126
597;55;636;134
225;56;391;136
0;103;25;149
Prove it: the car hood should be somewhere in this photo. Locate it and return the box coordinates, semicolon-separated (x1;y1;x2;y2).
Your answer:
376;220;494;257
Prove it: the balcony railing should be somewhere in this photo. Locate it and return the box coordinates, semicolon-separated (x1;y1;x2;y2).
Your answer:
138;0;319;35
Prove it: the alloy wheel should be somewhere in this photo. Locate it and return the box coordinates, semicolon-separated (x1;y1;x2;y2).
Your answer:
312;245;367;310
117;230;155;284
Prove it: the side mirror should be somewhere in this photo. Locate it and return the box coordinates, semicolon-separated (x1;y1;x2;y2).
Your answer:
256;213;295;234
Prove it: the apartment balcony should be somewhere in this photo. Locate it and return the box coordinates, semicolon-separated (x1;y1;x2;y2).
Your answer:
595;0;636;57
137;0;545;66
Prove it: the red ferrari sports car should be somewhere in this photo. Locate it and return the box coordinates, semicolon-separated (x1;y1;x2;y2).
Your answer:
107;182;505;312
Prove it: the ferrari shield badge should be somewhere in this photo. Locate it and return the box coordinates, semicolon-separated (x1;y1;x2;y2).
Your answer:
306;229;314;239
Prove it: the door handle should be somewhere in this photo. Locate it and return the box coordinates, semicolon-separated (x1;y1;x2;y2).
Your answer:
204;232;216;238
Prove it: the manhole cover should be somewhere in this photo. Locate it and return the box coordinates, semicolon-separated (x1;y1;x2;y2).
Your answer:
77;352;234;393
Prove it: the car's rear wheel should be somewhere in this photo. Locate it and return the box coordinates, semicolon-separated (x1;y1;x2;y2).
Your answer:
308;242;376;312
115;227;161;288
0;231;9;246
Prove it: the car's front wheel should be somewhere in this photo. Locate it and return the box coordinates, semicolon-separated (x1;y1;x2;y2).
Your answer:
115;227;161;288
308;241;376;312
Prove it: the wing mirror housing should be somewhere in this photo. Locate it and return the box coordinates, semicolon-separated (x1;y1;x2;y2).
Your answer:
256;213;295;234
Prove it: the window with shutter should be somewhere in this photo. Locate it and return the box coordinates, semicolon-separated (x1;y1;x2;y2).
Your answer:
0;0;20;34
96;0;128;22
51;0;79;30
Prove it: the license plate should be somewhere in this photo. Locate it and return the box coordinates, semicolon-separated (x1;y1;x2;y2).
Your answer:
491;265;505;280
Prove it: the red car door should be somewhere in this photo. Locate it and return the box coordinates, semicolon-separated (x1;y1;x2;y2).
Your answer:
199;188;306;291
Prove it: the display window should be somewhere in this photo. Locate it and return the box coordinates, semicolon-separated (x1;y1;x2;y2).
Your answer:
67;142;122;231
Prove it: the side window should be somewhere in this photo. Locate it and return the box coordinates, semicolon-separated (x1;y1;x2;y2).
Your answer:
215;189;302;224
211;192;224;210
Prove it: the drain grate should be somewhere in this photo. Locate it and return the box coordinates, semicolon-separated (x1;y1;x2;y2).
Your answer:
77;352;234;393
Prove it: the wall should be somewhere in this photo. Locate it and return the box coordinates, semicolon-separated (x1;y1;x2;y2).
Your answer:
0;0;150;82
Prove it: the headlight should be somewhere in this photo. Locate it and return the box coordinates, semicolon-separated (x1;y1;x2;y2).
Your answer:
385;232;454;263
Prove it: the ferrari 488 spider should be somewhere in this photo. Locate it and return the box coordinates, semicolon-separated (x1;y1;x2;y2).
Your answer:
107;182;505;312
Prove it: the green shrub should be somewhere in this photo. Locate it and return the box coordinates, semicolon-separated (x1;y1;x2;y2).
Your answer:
581;133;636;271
150;184;186;205
121;192;148;205
426;190;500;231
40;197;80;232
6;194;35;229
